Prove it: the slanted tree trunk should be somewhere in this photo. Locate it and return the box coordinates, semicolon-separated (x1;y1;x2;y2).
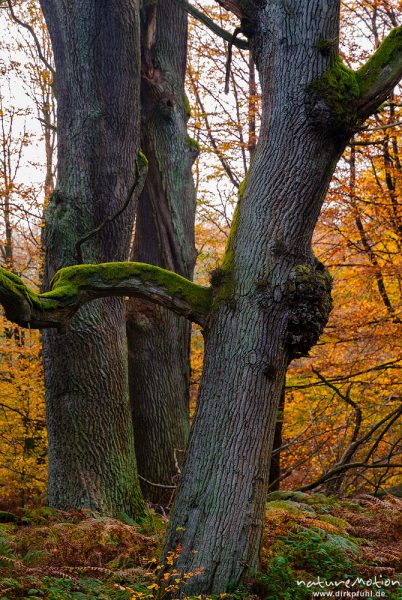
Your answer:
39;0;145;517
127;0;197;504
163;1;402;593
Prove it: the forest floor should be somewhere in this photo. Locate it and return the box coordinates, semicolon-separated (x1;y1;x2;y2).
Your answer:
0;492;401;600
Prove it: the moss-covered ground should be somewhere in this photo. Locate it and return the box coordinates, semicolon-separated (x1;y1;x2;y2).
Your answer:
0;493;400;599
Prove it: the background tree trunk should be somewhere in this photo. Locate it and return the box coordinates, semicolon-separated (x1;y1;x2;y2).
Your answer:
39;0;145;517
164;1;343;593
127;0;197;505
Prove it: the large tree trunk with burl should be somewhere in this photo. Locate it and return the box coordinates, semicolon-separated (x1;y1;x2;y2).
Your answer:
39;0;145;517
163;1;402;594
127;0;197;505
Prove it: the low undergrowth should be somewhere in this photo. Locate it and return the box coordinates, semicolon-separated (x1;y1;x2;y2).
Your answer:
0;494;400;599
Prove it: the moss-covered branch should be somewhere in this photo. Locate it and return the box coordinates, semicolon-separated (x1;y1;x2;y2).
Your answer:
0;263;212;329
357;26;402;119
311;26;402;135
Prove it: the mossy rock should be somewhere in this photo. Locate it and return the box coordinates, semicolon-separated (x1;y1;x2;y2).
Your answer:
267;490;311;503
305;493;339;507
317;514;349;530
266;500;308;516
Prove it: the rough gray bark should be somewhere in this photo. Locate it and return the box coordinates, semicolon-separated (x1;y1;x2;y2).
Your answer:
127;0;197;505
39;0;145;517
162;1;352;593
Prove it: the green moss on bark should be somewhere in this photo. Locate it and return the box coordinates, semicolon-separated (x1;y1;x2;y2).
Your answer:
44;262;212;315
311;27;402;135
137;149;149;169
0;262;212;327
310;57;360;134
211;173;249;307
0;268;44;319
314;38;336;55
357;26;402;97
187;136;200;154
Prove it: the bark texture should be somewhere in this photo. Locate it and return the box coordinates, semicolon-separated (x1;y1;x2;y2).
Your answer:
164;1;345;593
164;4;402;594
38;0;145;517
127;0;197;504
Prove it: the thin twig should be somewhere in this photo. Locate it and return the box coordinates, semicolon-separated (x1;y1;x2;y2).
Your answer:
75;157;148;263
6;0;55;77
224;28;242;94
138;475;177;490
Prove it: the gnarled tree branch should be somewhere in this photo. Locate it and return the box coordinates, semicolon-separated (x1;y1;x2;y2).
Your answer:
0;263;212;329
357;26;402;120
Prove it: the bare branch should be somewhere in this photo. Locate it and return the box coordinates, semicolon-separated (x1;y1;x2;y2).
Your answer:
215;0;243;18
299;461;402;492
138;475;177;490
174;0;249;50
6;0;55;78
38;117;57;132
188;66;241;188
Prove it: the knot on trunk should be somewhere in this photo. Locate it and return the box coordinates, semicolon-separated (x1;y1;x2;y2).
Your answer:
308;57;360;140
286;262;332;359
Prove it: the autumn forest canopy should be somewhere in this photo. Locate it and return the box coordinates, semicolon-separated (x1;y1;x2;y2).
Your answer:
0;0;401;598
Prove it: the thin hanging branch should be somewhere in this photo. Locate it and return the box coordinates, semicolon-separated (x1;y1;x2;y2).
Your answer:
5;0;56;78
224;27;242;94
75;154;148;263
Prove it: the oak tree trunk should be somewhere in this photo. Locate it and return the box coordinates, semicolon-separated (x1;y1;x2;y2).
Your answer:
164;2;344;593
127;0;197;505
39;0;145;517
